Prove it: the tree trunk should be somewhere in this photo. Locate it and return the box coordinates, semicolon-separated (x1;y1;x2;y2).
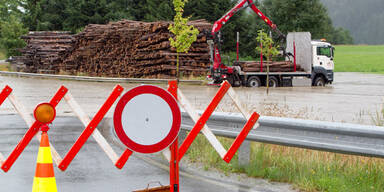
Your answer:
266;56;270;95
176;52;179;83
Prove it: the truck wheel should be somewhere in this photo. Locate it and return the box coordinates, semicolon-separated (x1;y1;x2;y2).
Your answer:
247;76;261;87
268;76;279;87
314;76;325;86
227;75;241;87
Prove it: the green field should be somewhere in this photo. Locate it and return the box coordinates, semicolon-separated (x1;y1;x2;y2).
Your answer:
334;45;384;74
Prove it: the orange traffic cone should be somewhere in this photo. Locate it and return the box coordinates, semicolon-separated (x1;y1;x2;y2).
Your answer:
32;131;57;192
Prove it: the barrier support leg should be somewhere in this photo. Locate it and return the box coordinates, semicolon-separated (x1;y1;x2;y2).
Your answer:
170;138;179;192
168;80;179;192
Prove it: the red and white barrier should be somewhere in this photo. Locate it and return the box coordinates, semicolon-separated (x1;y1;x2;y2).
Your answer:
1;80;260;192
0;85;133;172
0;85;67;172
176;81;260;163
58;85;132;171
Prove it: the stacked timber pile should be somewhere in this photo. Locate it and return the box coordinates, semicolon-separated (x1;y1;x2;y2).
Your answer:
19;31;75;73
234;61;304;72
60;19;212;78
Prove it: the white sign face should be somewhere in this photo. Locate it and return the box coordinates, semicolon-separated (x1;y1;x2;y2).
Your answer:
121;94;173;145
113;85;181;154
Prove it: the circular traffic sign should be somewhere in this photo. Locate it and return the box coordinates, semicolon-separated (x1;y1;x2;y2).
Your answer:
113;85;181;154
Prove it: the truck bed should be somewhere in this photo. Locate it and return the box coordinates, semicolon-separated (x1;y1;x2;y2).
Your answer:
234;60;305;73
239;71;310;76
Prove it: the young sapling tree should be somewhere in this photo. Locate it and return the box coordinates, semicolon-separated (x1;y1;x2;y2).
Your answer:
168;0;199;82
256;29;279;94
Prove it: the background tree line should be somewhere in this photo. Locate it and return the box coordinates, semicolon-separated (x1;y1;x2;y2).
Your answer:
321;0;384;45
1;0;356;58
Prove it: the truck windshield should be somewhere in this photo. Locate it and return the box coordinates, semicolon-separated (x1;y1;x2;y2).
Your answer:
317;46;332;58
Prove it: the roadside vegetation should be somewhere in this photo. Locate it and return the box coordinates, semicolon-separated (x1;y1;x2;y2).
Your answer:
0;49;10;71
372;103;384;126
0;63;10;71
334;45;384;74
185;104;384;192
0;49;6;60
187;136;384;192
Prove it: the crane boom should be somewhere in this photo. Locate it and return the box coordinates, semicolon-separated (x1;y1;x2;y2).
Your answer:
211;0;284;38
210;0;285;75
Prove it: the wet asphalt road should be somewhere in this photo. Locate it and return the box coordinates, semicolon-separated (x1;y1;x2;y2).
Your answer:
0;72;383;191
0;115;185;192
0;115;285;192
0;72;383;124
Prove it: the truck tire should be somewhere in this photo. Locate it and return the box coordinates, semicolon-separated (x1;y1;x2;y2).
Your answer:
247;76;261;87
227;75;241;87
313;76;325;86
267;76;279;87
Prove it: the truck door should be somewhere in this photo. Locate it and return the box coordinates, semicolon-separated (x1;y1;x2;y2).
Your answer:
313;45;334;70
312;45;334;85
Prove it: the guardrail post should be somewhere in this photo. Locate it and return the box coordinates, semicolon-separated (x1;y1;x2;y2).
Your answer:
238;141;250;167
178;130;187;143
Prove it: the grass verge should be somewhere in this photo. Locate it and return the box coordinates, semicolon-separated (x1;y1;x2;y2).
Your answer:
185;103;384;192
186;135;384;192
0;63;10;71
334;45;384;74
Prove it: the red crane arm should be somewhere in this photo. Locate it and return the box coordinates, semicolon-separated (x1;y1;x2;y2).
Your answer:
210;0;285;76
211;0;280;35
211;0;250;34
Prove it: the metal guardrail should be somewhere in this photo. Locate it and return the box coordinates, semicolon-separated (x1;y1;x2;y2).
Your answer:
0;71;204;85
181;112;384;158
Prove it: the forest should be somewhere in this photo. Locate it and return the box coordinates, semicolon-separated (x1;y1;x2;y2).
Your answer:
0;0;365;58
321;0;384;45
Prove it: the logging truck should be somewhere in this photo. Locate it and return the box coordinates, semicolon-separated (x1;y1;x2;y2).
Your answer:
207;0;334;87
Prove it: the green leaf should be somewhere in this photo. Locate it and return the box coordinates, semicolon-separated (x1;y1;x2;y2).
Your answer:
168;0;198;54
0;15;28;57
255;29;279;60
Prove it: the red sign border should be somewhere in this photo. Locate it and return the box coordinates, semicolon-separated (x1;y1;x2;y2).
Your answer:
114;85;181;154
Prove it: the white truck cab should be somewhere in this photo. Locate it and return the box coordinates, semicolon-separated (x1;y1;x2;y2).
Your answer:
312;40;334;70
285;32;334;86
211;32;335;87
311;40;335;85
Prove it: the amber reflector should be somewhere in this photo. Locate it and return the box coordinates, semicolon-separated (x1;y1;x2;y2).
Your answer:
34;103;56;123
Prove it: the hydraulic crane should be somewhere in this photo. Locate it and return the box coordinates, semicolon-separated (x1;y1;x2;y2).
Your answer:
208;0;334;87
209;0;285;84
